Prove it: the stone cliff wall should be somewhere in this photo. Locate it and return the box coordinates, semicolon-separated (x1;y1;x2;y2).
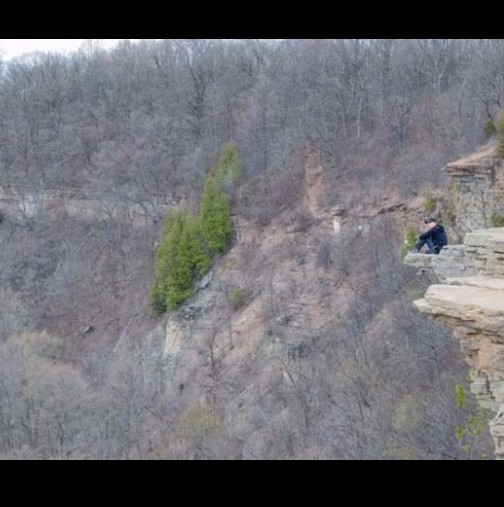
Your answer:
406;227;504;282
445;145;504;233
406;245;476;282
411;228;504;459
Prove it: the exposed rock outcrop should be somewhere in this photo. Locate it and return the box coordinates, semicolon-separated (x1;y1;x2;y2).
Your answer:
465;229;504;276
413;228;504;459
445;144;504;233
405;245;476;282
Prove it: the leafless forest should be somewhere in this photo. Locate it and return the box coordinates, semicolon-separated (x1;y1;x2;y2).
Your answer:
0;39;501;459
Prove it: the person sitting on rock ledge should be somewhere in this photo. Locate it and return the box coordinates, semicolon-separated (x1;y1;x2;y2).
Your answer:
414;218;448;255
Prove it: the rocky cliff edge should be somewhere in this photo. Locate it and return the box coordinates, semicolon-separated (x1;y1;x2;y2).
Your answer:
407;228;504;459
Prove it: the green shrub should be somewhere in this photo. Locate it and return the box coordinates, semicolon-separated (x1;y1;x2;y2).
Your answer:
498;111;504;159
200;175;233;253
401;226;418;258
454;385;491;458
491;212;504;228
0;208;4;223
229;288;247;310
455;384;465;410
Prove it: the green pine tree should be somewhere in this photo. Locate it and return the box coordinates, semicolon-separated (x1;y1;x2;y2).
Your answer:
166;220;195;310
216;142;241;190
184;215;212;277
150;212;213;314
150;149;237;315
200;175;232;253
150;213;184;313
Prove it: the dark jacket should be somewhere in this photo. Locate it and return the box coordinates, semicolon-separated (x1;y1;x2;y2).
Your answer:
419;224;448;248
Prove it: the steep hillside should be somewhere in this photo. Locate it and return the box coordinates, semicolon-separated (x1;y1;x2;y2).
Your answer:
138;148;490;459
0;140;490;459
1;39;502;459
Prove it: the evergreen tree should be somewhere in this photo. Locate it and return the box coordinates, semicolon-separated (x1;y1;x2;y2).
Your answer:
184;215;212;277
150;212;213;314
150;146;238;315
216;142;241;190
200;175;232;253
165;222;194;310
150;213;185;314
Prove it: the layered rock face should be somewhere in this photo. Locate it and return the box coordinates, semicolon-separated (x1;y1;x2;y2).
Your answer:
405;245;476;282
445;145;504;233
412;228;504;459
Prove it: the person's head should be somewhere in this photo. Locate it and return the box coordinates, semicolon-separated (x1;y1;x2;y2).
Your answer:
424;217;437;228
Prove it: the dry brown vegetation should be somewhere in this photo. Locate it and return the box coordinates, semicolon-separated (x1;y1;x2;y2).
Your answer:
0;39;499;459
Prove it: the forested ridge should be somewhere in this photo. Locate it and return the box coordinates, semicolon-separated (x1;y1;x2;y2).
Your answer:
0;39;501;459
